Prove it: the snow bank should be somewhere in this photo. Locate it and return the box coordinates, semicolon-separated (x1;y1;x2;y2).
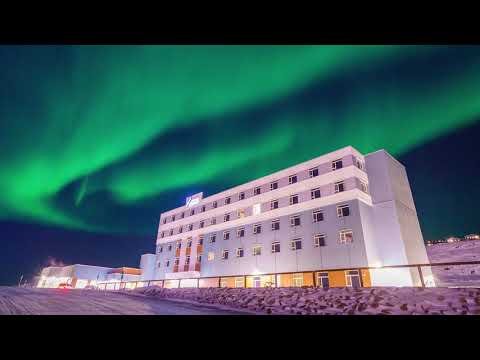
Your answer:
130;286;480;315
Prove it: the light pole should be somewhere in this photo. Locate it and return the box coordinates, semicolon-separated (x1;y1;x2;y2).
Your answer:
18;275;23;287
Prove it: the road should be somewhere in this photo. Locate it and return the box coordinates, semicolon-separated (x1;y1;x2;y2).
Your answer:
0;287;248;315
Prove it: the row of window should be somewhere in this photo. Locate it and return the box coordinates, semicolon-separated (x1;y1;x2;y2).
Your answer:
157;204;351;253
159;178;363;238
158;229;354;268
162;158;364;225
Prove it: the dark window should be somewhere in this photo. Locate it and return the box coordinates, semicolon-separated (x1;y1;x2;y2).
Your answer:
224;231;230;240
291;239;302;250
200;221;204;228
169;229;174;236
311;188;321;199
209;235;215;244
211;217;217;225
225;197;231;205
168;244;172;251
271;200;279;210
222;250;229;260
180;212;184;219
159;246;163;253
253;224;262;234
254;187;261;195
270;182;278;191
224;213;230;222
337;205;350;217
332;159;343;171
271;219;280;231
201;205;206;212
160;232;164;238
199;236;204;245
309;168;319;177
314;234;326;247
188;224;193;231
290;195;299;205
179;226;183;233
335;181;345;193
313;210;324;223
271;242;281;253
236;248;244;258
212;201;217;208
289;175;297;184
185;256;190;265
190;209;195;216
239;192;245;200
172;215;176;221
291;216;301;227
237;228;245;238
163;218;167;224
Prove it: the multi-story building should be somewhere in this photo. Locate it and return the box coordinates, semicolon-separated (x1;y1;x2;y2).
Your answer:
154;146;434;288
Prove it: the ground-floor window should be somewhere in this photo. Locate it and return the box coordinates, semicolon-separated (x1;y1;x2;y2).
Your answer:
317;272;329;289
220;278;228;288
345;270;361;288
235;277;244;288
253;276;261;288
293;273;303;287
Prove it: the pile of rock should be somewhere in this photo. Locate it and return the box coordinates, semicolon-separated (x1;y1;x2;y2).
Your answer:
130;286;480;315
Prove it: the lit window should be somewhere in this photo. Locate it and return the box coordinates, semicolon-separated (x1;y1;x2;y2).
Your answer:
212;201;217;208
224;213;230;222
253;223;262;234
238;209;246;218
312;210;324;223
309;167;319;178
237;227;245;238
290;194;299;205
209;234;216;243
271;199;279;210
208;252;215;261
188;224;193;231
198;236;204;245
185;256;191;265
291;239;302;251
223;231;230;240
235;277;244;288
271;241;281;253
311;188;321;199
271;219;280;231
270;181;278;191
254;186;261;195
289;175;297;184
253;203;261;216
335;181;345;193
211;217;217;225
332;159;343;171
236;248;244;258
199;221;205;228
360;181;368;193
337;204;350;217
225;197;231;205
222;249;229;260
290;215;301;227
253;245;262;256
339;229;354;244
239;192;245;200
293;273;303;287
314;234;326;247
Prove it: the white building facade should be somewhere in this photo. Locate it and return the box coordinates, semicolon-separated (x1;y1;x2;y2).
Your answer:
154;146;434;288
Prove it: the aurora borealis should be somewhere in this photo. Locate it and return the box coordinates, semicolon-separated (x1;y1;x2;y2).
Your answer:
1;45;480;284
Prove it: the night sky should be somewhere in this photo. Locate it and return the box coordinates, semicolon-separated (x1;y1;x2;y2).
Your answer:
1;45;479;285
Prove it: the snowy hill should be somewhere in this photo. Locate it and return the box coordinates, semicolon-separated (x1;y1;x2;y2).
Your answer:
427;240;480;287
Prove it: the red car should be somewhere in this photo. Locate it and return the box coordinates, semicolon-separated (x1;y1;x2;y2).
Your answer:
58;283;73;289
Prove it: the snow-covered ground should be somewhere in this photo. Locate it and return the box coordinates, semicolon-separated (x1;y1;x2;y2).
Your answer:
0;287;248;315
427;240;480;287
132;286;480;315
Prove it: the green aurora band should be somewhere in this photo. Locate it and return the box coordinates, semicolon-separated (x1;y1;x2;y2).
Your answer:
1;45;480;236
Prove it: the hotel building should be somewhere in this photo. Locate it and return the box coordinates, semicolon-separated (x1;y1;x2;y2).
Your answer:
154;146;434;288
